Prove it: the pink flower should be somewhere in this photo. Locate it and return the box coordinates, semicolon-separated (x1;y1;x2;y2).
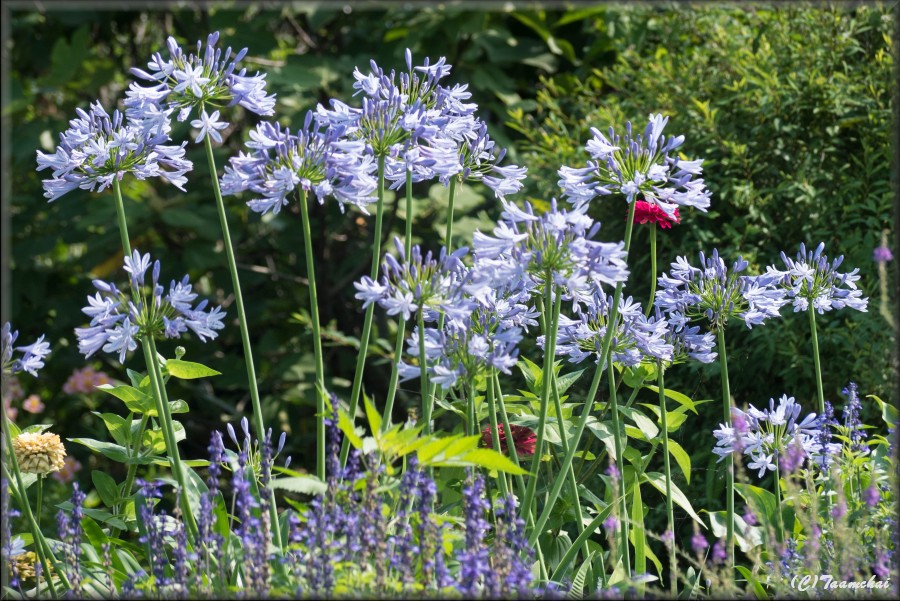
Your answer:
22;394;44;414
632;200;680;229
52;456;82;484
63;366;111;395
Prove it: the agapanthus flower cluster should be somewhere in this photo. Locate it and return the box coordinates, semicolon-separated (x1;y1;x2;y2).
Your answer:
558;113;710;218
655;249;788;331
473;199;629;296
220;113;377;215
767;242;868;314
2;323;51;378
126;31;276;141
711;394;836;477
553;293;674;366
36;101;192;201
657;309;717;365
354;238;472;323
318;49;525;198
75;250;226;362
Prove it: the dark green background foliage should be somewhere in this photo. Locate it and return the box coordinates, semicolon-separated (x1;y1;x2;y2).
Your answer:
5;3;895;527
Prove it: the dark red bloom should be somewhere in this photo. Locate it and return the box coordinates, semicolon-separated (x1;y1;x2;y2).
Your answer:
481;423;537;457
632;200;680;229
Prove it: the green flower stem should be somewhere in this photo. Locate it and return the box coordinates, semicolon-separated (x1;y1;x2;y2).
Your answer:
466;378;476;437
550;374;589;562
657;362;677;597
527;201;637;548
118;413;149;513
808;308;825;415
645;224;657;318
486;371;509;499
608;355;631;577
36;474;44;521
342;155;387;463
143;335;198;541
380;170;415;431
493;371;526;500
0;417;64;596
298;189;326;479
773;455;786;544
417;309;432;434
549;491;614;584
444;176;458;253
717;327;735;574
202;137;268;450
521;277;561;524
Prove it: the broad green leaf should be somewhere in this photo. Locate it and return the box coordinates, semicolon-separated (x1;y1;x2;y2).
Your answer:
555;368;586;397
270;476;328;496
70;438;135;463
165;359;221;379
734;483;778;535
168;400;189;414
870;395;897;428
92;471;119;508
454;449;528;475
94;412;130;447
418;434;470;464
643;385;698;414
620;407;659;440
22;424;53;434
642;472;705;526
667;440;692;484
708;510;764;552
517;357;543;391
585;419;617;460
81;517;109;549
96;384;155;414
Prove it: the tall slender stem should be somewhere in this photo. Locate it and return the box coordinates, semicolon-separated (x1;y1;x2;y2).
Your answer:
773;455;786;544
717;327;735;574
646;224;658;318
417;309;431;434
608;355;631;577
808;309;825;415
380;170;415;430
550;373;589;562
494;372;526;500
486;372;509;498
444;176;458;253
202;137;267;447
527;201;638;548
36;474;43;521
343;155;387;462
657;362;677;596
521;277;560;522
298;189;326;479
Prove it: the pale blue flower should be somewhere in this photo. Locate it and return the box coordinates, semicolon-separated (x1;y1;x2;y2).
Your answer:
190;109;228;144
2;323;51;378
767;242;868;314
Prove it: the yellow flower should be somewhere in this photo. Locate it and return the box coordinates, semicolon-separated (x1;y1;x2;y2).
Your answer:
12;432;66;475
14;551;37;580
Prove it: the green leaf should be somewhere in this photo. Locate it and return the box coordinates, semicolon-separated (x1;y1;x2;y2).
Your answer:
620;407;659;440
642;472;705;526
70;438;134;463
667;440;692;484
517;357;543;392
736;566;770;599
644;386;698;414
270;476;328;496
93;412;130;447
165;359;221;379
22;424;53;434
167;400;189;414
96;384;155;414
631;480;646;580
567;551;595;599
870;395;897;428
81;516;109;549
555;368;586;397
455;449;528;475
338;410;363;449
734;483;778;533
585;419;617;460
92;471;119;508
363;395;382;439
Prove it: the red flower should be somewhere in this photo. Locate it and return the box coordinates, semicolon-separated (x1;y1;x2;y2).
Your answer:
482;423;537;457
632;200;680;229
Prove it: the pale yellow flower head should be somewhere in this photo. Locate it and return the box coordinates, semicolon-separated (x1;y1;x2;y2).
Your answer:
12;432;66;475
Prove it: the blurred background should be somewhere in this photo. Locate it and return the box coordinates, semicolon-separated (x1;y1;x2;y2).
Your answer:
3;1;896;529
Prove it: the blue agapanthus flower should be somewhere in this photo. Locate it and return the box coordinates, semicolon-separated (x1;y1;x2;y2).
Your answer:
1;322;51;378
35;102;192;201
75;250;226;363
767;242;868;314
126;31;276;142
220;113;377;215
472;199;629;299
712;394;836;478
553;294;674;367
655;249;788;331
558;113;710;218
